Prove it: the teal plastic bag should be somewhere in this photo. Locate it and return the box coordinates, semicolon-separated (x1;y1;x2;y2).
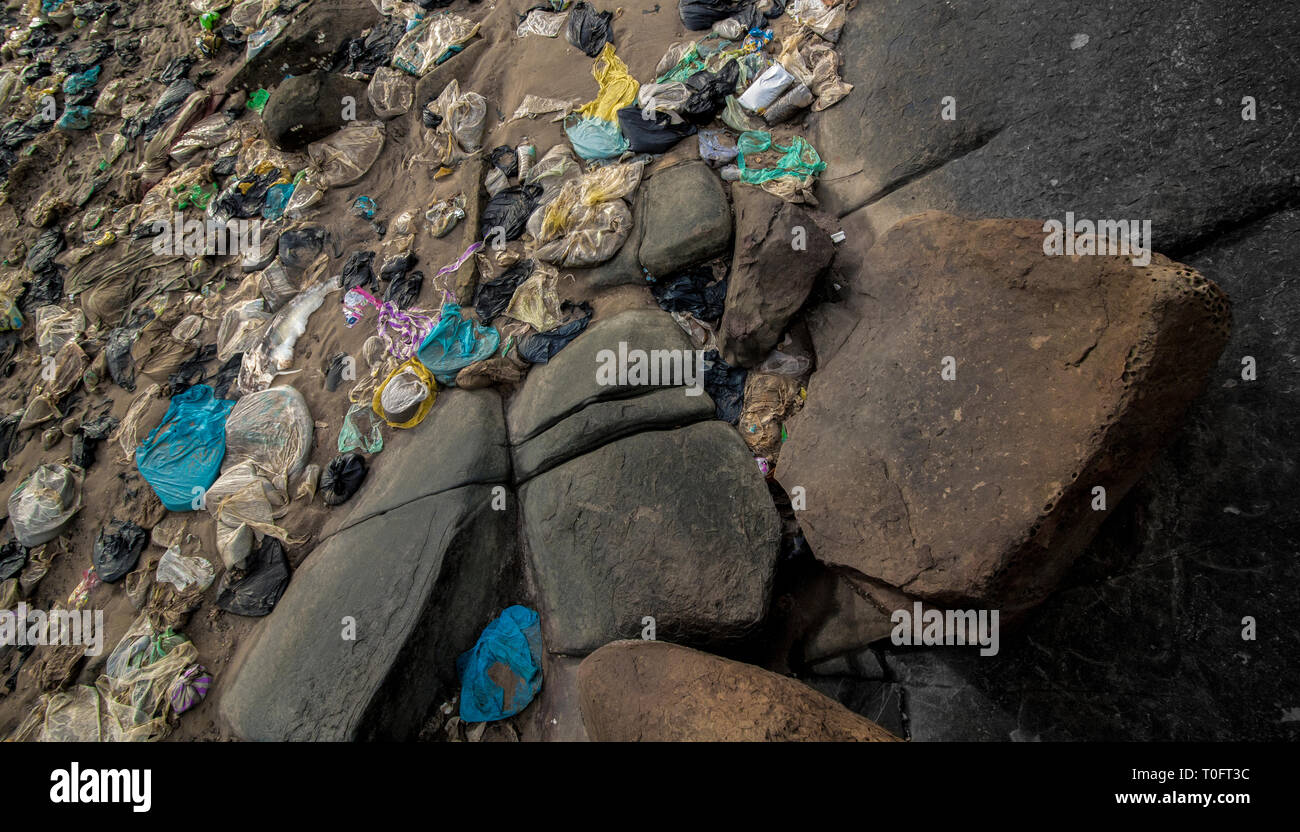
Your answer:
564;115;629;161
135;385;235;512
416;303;499;384
457;606;543;722
338;403;383;454
736;130;827;184
56;106;94;131
63;66;100;95
262;183;295;220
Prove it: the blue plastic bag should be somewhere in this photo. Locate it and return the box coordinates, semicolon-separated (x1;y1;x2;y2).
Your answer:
457;605;543;722
564;114;629;160
135;385;235;511
416;303;500;384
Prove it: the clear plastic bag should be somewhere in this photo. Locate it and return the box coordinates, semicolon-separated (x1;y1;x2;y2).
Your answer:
428;79;487;158
217;297;272;362
367;66;414;119
239;271;340;394
391;13;480;76
206;460;293;570
156;545;215;593
426;194;466;238
223;385;313;489
8;463;83;547
306;121;385;188
34;305;85;358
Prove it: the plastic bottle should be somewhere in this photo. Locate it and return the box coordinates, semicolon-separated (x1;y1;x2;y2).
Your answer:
516;138;536;181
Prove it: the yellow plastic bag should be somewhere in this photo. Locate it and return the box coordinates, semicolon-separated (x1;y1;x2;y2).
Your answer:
372;358;436;428
576;43;639;123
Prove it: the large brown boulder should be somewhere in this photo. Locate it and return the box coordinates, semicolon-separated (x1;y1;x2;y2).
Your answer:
719;188;834;367
577;640;901;741
777;211;1231;613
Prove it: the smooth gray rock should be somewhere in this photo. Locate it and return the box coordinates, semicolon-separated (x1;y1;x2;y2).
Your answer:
219;484;515;741
512;386;715;483
322;388;509;538
638;160;733;277
261;72;372;151
520;421;781;656
815;0;1300;254
506;308;696;444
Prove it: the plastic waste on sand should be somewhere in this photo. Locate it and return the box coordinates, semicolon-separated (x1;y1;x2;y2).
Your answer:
320;452;367;506
239;273;341;394
373;358;436;428
8;463;83;547
416;304;501;385
339;403;384;454
135;385;235;512
457;605;544;722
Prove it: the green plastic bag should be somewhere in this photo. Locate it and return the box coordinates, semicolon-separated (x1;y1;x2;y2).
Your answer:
736;131;827;184
338;403;383;454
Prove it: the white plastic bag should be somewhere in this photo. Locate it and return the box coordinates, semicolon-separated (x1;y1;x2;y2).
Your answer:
737;63;796;113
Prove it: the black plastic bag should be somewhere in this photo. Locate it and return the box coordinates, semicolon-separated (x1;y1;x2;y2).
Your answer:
215;536;291;616
72;415;117;469
385;268;423;309
105;326;137;392
141;79;197;140
158;56;194;83
474;260;532;323
480;183;543;241
617;105;697;154
341;250;377;292
333;15;405;75
324;353;349;392
25;226;64;275
679;0;760;31
488;145;518;179
379;252;415;283
0;540;25;581
650;265;727;322
167;343;217;395
703;349;746;423
517;304;593;364
567;2;614;57
320;453;367;506
421;101;443;129
679;61;738;125
212;354;241;400
92;520;147;583
211;154;237;178
278;225;328;270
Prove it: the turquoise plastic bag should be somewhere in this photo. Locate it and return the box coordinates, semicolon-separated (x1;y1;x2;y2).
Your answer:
457;605;543;722
136;385;235;512
338;403;383;454
56;106;94;131
416;303;499;384
736;130;827;184
63;66;100;95
564;115;629;160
